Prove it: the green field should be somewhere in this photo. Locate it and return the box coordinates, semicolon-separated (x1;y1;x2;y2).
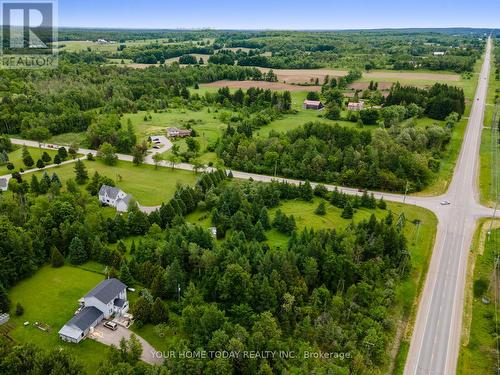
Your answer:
55;37;183;53
458;224;499;375
6;266;108;374
28;158;198;206
0;146;59;176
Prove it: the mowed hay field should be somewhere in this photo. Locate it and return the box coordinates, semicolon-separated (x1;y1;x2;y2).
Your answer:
201;80;321;92
258;67;461;84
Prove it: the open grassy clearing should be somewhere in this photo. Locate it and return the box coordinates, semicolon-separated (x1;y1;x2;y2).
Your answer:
6;266;108;374
47;132;87;147
27;158;197;206
458;222;499;375
201;80;321;92
123;109;225;144
258;67;460;85
56;37;188;53
123;108;226;166
165;53;212;65
0;146;59;176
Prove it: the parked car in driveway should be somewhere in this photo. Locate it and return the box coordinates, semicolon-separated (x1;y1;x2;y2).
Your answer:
103;321;118;331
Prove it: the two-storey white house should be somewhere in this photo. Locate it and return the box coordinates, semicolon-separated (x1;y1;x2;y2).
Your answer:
98;185;132;213
59;278;129;343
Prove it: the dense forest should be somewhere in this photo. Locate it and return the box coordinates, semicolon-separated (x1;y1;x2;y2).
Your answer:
217;115;457;192
0;62;263;137
92;30;486;71
0;157;412;373
51;29;488;71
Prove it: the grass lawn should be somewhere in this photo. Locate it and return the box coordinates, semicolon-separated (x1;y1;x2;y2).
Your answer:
28;158;198;206
48;132;87;147
0;146;59;176
123;109;226;144
123;108;227;165
6;266;108;374
458;223;499;375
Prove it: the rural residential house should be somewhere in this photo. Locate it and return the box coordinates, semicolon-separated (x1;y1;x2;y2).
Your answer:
59;278;128;343
302;100;324;110
98;185;132;212
167;127;192;138
347;102;364;111
0;178;7;192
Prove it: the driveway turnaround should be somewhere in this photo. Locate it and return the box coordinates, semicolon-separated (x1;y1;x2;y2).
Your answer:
90;323;163;365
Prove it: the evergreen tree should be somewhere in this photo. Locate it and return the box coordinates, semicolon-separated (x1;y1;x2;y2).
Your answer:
119;262;134;286
36;159;45;169
54;154;62;166
74;160;88;184
131;296;151;323
68;236;87;265
314;202;326;216
300;181;314;201
117;240;127;254
341;202;354;219
41;151;52;163
51;173;62;188
259;207;271;230
15;302;24;316
57;146;68;160
378;197;387;210
254;221;267;242
30;175;40;194
22;146;34;168
0;283;10;312
151;297;168;324
23;154;34;168
51;246;64;268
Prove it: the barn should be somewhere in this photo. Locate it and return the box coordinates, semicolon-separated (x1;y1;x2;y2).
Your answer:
302;100;324;110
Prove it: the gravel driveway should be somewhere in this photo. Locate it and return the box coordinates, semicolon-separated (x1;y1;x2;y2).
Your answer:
91;323;163;365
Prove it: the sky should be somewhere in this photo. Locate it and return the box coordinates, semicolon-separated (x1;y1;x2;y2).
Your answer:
55;0;499;30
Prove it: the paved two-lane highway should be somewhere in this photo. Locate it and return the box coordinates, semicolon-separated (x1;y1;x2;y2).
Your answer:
404;37;494;375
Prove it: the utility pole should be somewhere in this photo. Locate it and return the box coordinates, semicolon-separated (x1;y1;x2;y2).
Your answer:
403;180;409;204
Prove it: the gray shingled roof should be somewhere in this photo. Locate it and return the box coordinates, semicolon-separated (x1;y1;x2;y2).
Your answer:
66;306;103;331
85;278;127;304
119;194;132;205
0;178;7;188
114;298;126;308
98;185;121;200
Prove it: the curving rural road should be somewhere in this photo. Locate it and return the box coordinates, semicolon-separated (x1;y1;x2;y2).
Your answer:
5;37;496;375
